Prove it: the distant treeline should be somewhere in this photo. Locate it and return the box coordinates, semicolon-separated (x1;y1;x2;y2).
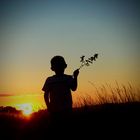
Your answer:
0;106;22;114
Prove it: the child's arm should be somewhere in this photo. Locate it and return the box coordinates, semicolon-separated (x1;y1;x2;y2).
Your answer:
44;90;50;111
71;69;79;91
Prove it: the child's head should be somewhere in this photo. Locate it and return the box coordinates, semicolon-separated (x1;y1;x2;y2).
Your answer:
50;56;67;74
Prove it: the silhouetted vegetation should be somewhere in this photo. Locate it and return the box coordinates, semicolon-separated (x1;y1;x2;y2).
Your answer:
0;106;22;114
74;82;140;107
0;84;140;139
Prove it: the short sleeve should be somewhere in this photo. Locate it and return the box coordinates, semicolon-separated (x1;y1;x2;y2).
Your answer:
42;78;49;92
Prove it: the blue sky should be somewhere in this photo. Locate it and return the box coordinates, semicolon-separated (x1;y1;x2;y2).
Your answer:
0;0;140;95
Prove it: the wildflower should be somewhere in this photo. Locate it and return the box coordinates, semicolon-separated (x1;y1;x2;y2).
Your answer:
78;54;98;70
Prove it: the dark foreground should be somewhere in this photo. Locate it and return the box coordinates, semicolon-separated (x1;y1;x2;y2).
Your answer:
0;102;140;140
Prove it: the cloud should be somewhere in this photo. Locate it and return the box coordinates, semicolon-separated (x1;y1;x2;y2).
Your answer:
0;93;42;97
0;93;13;97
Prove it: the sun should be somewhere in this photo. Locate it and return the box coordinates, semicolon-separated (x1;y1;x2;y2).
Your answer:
17;103;33;116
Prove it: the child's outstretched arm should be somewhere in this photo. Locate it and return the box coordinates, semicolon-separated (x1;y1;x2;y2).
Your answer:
71;69;79;91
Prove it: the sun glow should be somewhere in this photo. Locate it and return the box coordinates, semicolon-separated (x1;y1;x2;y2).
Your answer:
17;103;33;116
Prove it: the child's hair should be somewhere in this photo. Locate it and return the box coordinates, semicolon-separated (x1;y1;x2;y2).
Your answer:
51;56;67;70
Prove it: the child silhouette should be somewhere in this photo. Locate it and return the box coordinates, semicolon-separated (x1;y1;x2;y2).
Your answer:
42;56;79;113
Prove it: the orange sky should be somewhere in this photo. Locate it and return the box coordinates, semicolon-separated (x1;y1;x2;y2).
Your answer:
0;0;140;111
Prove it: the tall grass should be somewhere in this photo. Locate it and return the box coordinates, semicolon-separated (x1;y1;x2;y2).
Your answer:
73;82;140;107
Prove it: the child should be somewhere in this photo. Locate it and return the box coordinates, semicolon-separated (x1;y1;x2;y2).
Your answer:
42;55;79;113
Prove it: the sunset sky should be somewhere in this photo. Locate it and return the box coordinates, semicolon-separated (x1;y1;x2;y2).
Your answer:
0;0;140;110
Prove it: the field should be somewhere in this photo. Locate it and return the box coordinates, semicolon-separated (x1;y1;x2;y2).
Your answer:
0;84;140;140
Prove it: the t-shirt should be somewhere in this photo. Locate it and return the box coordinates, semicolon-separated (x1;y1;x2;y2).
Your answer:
42;74;74;112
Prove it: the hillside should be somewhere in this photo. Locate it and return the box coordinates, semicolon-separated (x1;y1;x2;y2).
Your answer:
0;102;140;140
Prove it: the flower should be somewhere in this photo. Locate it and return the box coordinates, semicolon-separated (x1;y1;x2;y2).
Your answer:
79;54;98;70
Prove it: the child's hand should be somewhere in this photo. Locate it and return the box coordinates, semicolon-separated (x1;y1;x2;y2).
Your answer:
73;69;79;78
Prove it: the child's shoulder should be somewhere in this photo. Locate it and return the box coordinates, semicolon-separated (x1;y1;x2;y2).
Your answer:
47;74;72;78
46;74;73;83
45;75;55;82
63;74;73;82
63;74;73;79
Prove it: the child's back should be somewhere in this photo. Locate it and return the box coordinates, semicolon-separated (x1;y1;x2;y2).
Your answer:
43;74;73;112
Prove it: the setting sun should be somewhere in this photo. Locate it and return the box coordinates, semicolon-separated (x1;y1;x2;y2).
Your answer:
17;103;33;116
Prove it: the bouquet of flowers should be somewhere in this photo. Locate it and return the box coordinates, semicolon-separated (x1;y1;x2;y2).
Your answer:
78;53;98;70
